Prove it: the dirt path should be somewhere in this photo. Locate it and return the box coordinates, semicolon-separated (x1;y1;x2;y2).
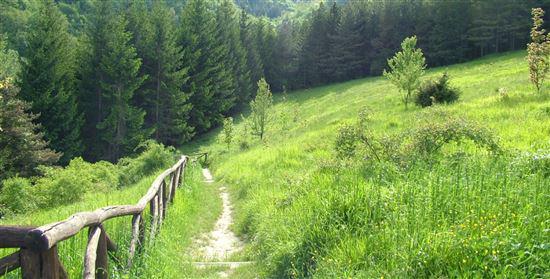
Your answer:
192;168;247;277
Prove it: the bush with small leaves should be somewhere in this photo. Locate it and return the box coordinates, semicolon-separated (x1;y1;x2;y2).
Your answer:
335;123;358;158
415;73;460;107
0;177;35;216
405;114;501;157
118;140;175;187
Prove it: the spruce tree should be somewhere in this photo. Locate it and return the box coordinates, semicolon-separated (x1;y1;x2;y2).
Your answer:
298;2;329;87
79;0;113;161
0;39;59;180
130;0;193;145
96;14;148;161
271;18;300;91
255;19;277;89
240;10;264;93
0;80;60;180
333;6;366;80
216;0;252;109
320;2;341;82
180;0;234;133
18;0;83;164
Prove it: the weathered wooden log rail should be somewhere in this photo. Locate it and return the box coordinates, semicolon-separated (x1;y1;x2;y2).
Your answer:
0;155;189;278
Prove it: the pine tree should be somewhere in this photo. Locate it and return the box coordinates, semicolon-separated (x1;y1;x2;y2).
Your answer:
0;39;59;180
130;0;193;145
18;0;83;164
298;2;328;87
79;0;113;161
216;0;252;109
180;0;233;133
240;10;264;93
319;2;341;82
255;19;278;89
96;14;148;161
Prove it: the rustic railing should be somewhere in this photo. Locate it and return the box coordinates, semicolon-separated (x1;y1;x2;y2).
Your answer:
0;155;188;278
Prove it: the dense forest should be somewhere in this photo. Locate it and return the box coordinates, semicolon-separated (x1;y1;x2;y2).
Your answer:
1;0;548;166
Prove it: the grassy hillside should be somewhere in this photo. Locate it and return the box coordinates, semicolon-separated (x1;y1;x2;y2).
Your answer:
186;51;550;278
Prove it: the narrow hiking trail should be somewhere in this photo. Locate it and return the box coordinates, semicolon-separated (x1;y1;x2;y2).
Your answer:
191;168;251;278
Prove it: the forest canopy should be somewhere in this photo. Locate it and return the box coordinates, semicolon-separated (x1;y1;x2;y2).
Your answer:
0;0;548;165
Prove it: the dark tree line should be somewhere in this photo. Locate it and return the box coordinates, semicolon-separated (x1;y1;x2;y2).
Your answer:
274;0;550;91
1;0;276;163
1;0;548;164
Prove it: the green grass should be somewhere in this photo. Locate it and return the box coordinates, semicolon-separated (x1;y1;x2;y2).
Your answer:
1;51;547;278
185;51;550;278
128;162;223;278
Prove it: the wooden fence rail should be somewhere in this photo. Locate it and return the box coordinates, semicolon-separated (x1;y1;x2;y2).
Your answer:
0;155;189;278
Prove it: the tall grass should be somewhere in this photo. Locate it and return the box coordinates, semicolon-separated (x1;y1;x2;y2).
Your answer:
186;51;549;278
130;162;223;278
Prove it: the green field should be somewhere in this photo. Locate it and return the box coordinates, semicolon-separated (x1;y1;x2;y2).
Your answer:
185;51;549;278
1;51;548;278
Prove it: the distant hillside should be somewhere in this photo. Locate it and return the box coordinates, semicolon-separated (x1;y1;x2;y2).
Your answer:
235;0;327;18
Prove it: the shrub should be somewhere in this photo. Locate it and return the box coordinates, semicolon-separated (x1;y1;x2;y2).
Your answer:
33;157;119;208
37;165;90;207
335;123;358;158
0;177;35;216
239;140;250;151
512;149;550;178
405;114;501;156
415;73;460;107
118;140;175;187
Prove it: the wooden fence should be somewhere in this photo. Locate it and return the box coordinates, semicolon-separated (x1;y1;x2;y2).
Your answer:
0;155;188;278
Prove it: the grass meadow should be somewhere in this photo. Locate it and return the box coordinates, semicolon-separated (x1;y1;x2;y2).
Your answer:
185;51;550;278
0;51;547;278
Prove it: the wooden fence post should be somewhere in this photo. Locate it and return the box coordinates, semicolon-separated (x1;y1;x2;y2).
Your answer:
170;167;178;203
127;214;141;269
20;245;67;279
83;226;100;279
149;197;158;240
161;180;168;219
138;212;145;249
96;226;108;279
179;163;185;187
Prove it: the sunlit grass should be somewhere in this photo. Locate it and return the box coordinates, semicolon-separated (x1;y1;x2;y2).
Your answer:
186;51;549;278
